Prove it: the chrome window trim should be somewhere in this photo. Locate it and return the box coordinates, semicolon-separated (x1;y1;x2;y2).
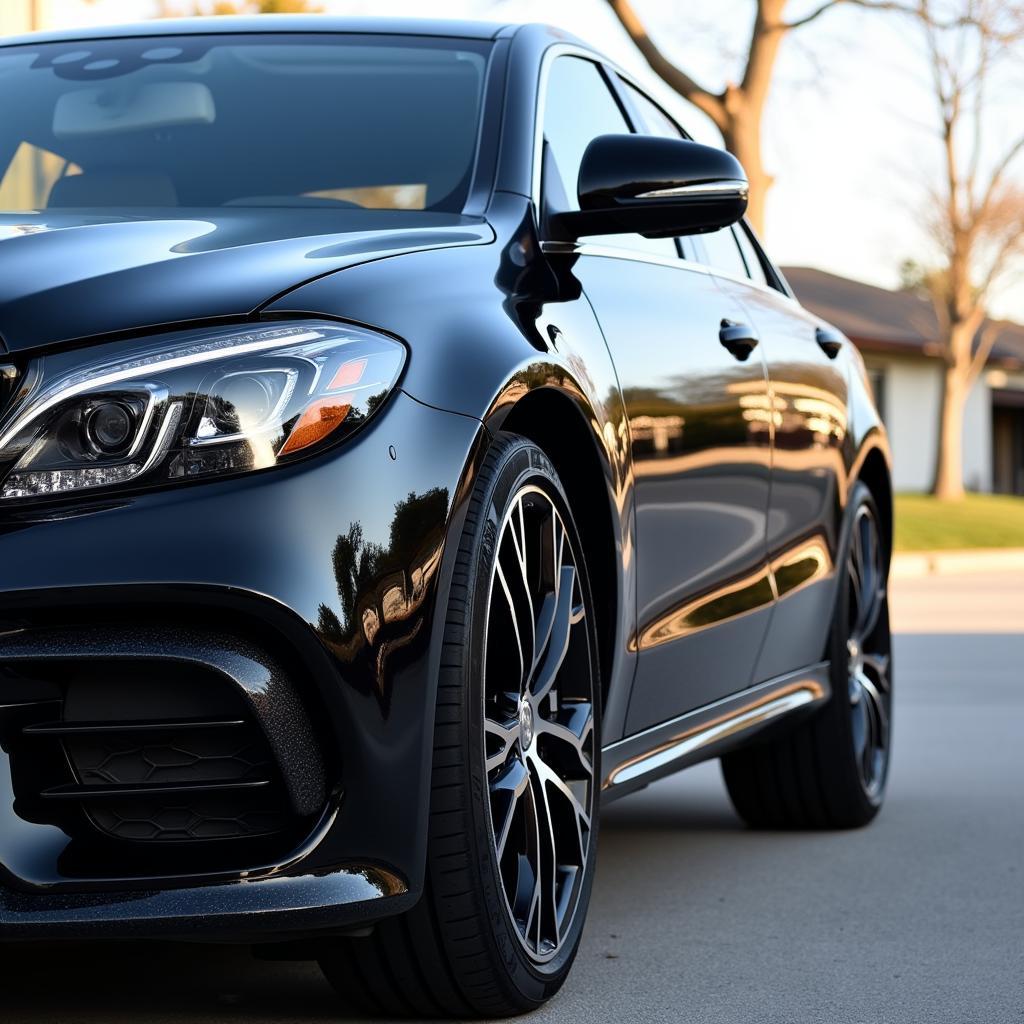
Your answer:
703;260;803;303
531;43;637;218
541;239;803;307
540;239;709;274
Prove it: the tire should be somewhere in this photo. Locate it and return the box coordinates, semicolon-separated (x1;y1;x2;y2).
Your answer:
721;481;893;830
318;432;601;1017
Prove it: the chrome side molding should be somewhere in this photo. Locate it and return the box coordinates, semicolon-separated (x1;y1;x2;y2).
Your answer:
601;663;830;800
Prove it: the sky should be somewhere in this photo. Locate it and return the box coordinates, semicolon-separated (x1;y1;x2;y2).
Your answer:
11;0;1024;322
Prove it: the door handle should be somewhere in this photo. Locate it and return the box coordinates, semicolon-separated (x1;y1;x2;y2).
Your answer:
816;326;844;359
719;320;759;361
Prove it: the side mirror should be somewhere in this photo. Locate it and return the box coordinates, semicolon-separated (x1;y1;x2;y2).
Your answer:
549;134;749;241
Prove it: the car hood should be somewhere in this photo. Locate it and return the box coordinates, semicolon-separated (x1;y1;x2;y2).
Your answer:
0;209;493;353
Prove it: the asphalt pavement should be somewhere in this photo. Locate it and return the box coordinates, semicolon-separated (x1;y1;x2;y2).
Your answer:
3;572;1022;1024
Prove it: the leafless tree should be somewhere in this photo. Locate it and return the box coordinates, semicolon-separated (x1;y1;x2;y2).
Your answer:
606;0;924;235
908;0;1024;499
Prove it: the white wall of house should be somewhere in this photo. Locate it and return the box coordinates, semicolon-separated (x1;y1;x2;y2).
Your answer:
863;353;992;493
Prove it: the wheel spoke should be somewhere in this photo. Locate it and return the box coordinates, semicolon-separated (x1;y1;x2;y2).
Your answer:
851;509;882;640
528;773;555;951
494;561;527;693
534;756;590;876
485;716;520;774
857;670;889;751
512;852;538;932
858;585;884;643
536;702;594;777
517;782;542;941
862;650;891;691
507;497;537;674
532;564;578;704
490;757;530;861
850;516;865;595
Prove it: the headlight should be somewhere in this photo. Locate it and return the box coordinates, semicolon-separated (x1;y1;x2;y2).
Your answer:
0;321;405;501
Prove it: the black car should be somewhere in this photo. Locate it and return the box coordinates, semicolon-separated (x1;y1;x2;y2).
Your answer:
0;16;893;1018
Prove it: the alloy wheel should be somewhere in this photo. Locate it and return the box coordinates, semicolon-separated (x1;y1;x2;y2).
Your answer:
482;484;596;964
845;503;892;801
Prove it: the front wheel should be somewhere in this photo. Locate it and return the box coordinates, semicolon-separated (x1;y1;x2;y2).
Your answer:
722;481;893;829
319;433;601;1017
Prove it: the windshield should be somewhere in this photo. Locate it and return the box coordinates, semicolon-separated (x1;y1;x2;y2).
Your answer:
0;34;488;215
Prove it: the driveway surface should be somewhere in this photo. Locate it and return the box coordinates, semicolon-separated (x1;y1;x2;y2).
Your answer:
3;572;1022;1023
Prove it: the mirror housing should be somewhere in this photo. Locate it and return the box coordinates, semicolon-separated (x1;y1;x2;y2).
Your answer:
549;134;749;241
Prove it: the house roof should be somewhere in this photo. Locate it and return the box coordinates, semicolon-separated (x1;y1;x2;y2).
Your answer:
782;266;1024;370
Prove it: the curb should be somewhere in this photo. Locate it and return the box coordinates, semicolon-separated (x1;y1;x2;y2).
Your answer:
891;548;1024;579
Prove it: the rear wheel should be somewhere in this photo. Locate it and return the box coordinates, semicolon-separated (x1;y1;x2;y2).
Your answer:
318;433;600;1017
721;482;892;829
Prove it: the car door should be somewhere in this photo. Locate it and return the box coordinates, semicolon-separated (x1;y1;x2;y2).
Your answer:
539;57;775;733
694;221;851;681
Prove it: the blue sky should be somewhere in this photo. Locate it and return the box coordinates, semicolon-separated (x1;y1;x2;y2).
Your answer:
18;0;1024;322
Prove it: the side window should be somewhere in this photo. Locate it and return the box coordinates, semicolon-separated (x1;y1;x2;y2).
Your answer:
699;226;749;280
618;77;705;263
542;57;677;259
619;80;683;140
734;223;768;287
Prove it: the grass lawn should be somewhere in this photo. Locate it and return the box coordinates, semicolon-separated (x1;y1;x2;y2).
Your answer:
894;493;1024;551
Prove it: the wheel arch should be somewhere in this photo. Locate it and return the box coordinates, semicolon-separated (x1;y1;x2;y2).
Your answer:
851;441;894;569
491;384;622;714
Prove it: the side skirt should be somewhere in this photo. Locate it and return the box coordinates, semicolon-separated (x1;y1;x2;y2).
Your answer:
600;663;831;803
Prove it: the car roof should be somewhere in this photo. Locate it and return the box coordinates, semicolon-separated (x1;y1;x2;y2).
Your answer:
0;16;518;49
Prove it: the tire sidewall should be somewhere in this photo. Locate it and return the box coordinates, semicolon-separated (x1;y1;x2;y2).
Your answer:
460;436;601;1001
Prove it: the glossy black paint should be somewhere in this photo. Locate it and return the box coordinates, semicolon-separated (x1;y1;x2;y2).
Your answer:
0;18;890;942
552;134;749;240
0;390;486;936
0;211;492;352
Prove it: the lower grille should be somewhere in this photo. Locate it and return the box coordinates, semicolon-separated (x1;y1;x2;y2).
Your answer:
29;715;288;842
0;627;327;881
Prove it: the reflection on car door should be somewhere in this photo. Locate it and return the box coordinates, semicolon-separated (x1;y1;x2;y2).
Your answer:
540;58;775;731
584;258;775;731
698;222;850;682
730;227;850;681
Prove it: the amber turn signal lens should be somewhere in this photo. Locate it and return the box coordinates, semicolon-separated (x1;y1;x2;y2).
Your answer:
278;398;352;456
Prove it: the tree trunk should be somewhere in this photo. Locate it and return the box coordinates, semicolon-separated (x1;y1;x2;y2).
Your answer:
932;360;968;501
722;113;769;236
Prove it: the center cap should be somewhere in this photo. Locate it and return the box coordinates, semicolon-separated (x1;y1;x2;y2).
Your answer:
519;701;535;750
847;638;863;674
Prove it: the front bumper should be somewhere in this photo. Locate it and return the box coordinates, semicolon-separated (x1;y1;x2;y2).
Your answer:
0;389;485;942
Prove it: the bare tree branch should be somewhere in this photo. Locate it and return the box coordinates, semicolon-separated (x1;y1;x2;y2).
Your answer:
605;0;728;130
606;0;912;233
977;134;1024;217
967;321;999;386
783;0;920;31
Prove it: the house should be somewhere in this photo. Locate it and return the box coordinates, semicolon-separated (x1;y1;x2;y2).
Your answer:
782;267;1024;495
